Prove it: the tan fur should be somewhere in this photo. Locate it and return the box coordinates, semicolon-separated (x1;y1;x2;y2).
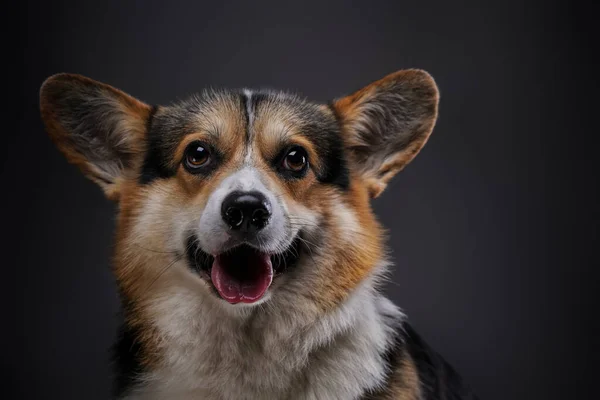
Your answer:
303;179;383;310
389;355;422;400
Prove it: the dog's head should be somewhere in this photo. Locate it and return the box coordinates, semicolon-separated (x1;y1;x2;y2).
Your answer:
40;70;438;311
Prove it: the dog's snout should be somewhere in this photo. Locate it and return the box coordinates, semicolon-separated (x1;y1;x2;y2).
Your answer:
221;191;271;233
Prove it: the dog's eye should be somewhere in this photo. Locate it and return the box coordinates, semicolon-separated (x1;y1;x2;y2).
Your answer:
282;147;308;173
184;142;210;170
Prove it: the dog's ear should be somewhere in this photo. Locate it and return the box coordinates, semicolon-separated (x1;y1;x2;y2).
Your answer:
333;69;439;198
40;73;152;200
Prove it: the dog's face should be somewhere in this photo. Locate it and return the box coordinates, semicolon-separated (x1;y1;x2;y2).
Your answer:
40;71;438;311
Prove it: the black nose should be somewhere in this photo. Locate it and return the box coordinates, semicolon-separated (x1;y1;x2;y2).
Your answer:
221;191;271;233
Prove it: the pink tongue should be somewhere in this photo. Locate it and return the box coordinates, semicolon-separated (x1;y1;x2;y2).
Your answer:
211;251;273;304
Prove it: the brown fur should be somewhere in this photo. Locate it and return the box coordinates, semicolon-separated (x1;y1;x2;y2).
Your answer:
389;355;422;400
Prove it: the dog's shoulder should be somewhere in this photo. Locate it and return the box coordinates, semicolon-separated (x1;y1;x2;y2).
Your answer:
364;318;479;400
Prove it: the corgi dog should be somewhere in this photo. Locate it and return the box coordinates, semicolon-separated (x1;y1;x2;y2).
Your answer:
40;70;478;400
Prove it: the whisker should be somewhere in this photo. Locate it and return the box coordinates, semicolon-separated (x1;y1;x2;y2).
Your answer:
146;234;198;290
296;236;319;267
146;257;180;290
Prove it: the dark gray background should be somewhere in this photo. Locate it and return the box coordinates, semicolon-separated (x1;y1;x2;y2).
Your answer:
7;1;598;399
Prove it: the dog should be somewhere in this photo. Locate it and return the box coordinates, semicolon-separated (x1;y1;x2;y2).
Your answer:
40;69;478;399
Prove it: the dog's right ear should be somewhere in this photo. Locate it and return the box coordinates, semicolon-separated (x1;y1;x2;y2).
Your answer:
40;74;152;200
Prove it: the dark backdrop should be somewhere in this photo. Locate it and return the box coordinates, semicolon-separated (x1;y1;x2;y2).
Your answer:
7;1;598;399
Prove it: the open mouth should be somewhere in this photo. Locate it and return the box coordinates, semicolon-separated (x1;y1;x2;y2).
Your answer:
186;236;302;304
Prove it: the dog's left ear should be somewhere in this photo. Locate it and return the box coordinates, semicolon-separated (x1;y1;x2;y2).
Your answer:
333;69;439;198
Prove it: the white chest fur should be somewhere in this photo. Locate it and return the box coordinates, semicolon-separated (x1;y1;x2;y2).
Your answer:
123;267;402;400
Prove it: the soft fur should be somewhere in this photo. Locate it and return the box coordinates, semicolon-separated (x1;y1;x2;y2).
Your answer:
40;70;478;399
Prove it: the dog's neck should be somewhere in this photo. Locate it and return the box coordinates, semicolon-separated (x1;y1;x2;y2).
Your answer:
122;260;402;400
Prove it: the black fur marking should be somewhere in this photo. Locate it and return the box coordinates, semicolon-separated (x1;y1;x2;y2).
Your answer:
249;91;268;111
111;315;146;399
295;100;349;189
404;322;479;399
139;105;177;184
241;92;250;144
145;104;158;133
139;134;176;184
312;126;350;189
318;105;351;189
